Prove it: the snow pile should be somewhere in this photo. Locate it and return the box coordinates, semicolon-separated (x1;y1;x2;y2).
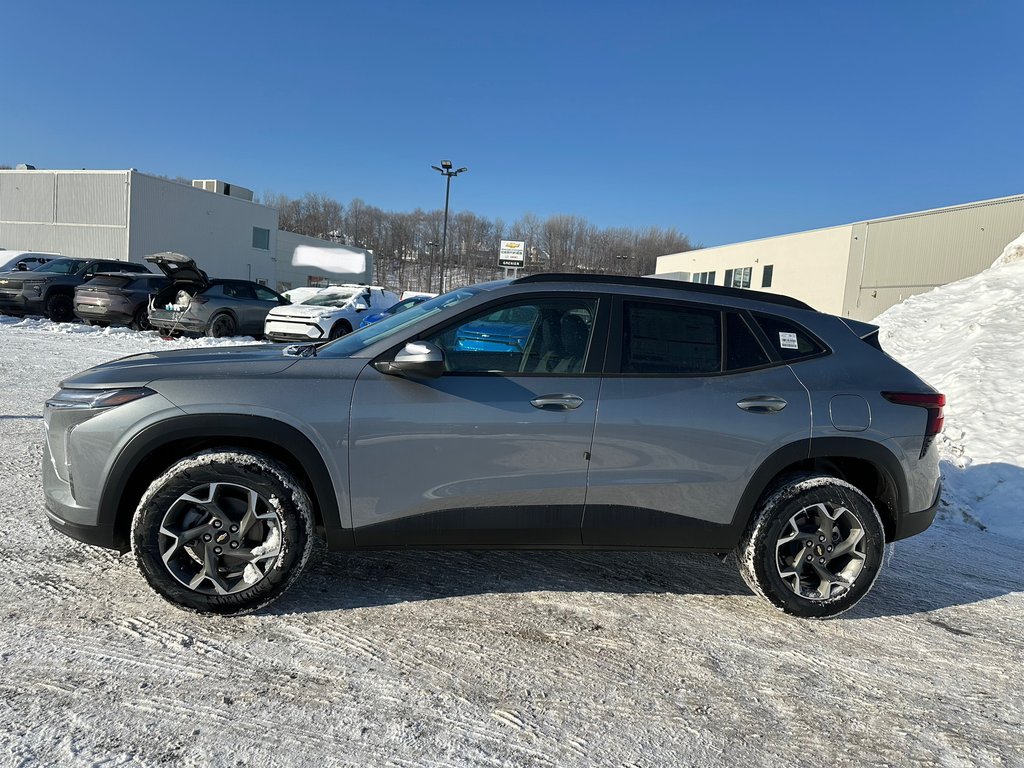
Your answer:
991;230;1024;267
874;234;1024;540
0;314;264;348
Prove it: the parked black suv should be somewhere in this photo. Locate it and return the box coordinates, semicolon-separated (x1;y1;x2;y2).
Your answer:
0;257;151;321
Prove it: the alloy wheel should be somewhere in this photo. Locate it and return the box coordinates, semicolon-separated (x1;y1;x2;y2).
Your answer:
775;501;867;601
158;482;282;595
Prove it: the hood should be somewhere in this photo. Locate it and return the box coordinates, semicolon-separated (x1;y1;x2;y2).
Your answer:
144;252;208;285
268;303;349;320
60;344;298;389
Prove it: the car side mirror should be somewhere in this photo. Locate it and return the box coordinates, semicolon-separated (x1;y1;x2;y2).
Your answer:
353;300;369;312
373;341;445;379
15;262;28;271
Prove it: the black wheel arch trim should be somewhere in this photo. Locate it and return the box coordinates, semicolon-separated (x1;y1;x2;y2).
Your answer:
730;436;909;542
99;414;351;552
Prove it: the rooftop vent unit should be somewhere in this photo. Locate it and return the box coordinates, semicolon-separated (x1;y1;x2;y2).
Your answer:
191;179;254;202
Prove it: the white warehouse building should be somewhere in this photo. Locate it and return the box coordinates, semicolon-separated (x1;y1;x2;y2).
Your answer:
656;193;1024;321
0;168;372;292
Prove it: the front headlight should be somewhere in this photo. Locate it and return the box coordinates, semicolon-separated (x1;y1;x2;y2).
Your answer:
22;280;45;296
45;387;156;410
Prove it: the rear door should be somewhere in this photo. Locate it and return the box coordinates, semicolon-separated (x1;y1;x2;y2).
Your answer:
348;294;609;547
583;298;812;549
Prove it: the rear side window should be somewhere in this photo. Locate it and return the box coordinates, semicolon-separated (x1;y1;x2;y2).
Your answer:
84;275;133;288
754;313;827;362
725;312;771;370
622;301;720;374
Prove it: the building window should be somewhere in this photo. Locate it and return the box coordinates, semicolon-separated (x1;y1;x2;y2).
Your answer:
256;278;268;286
726;267;751;289
762;264;774;288
308;276;329;288
252;227;270;250
691;271;716;285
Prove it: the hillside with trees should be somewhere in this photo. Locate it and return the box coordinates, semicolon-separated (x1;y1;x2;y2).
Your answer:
259;191;694;292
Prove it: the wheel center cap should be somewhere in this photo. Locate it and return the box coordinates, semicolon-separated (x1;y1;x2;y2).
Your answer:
215;531;230;545
814;544;826;557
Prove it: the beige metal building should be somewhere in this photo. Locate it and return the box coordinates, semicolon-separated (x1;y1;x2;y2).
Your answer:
655;193;1024;320
0;168;371;292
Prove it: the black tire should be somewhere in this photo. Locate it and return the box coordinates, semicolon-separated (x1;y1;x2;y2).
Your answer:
45;293;74;322
208;312;237;338
131;450;315;615
328;320;352;340
131;306;152;331
737;474;885;618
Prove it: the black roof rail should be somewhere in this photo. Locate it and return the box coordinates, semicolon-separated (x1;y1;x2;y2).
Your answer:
512;273;815;311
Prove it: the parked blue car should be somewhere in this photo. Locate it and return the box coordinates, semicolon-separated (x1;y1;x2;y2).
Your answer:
358;295;432;328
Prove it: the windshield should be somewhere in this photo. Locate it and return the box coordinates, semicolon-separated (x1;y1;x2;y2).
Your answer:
301;288;362;308
319;286;486;357
32;258;85;275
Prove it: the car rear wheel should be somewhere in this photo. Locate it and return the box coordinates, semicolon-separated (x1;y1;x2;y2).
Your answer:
45;294;74;322
737;474;885;618
131;450;315;615
208;312;237;338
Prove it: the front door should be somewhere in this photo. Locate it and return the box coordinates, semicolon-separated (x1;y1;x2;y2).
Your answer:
348;295;606;547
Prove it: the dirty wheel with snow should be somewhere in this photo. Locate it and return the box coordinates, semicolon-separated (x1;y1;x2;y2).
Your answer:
737;474;885;618
207;312;237;338
132;450;314;615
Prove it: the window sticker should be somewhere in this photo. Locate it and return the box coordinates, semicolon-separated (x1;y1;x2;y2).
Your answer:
778;331;799;350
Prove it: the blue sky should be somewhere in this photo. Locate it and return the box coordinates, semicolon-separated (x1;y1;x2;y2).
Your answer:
4;1;1022;246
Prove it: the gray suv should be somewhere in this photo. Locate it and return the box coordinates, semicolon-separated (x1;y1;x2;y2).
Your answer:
42;274;943;618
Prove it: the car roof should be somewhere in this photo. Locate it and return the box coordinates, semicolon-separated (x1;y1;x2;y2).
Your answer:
512;273;815;311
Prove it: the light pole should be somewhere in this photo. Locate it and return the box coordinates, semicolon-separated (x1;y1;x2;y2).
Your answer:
430;160;467;293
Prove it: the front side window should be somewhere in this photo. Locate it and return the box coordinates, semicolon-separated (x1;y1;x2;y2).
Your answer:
621;301;720;374
254;285;279;302
426;298;597;375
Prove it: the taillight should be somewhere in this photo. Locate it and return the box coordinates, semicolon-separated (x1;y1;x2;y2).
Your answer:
882;391;946;457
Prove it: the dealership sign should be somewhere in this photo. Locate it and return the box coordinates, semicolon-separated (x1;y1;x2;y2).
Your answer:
499;240;526;267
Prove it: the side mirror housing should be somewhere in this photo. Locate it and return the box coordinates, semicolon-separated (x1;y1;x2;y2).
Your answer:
353;300;369;312
374;341;445;379
15;262;28;271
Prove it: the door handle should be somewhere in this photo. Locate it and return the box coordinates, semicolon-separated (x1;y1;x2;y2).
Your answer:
737;395;788;413
531;394;585;410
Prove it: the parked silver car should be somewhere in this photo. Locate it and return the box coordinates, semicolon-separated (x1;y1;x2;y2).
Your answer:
42;274;943;618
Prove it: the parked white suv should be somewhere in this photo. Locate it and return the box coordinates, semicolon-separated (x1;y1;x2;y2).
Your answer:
264;284;399;342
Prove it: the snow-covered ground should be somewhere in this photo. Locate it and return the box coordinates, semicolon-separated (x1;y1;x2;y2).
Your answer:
1;273;1022;766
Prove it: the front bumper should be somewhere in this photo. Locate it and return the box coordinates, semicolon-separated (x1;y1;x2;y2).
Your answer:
265;318;326;342
0;293;43;316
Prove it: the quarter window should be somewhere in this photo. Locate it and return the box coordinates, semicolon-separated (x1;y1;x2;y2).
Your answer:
621;301;720;374
426;299;597;375
754;313;826;361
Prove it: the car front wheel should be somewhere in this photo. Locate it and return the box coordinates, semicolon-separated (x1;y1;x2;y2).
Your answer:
737;474;885;618
131;450;315;615
45;294;75;322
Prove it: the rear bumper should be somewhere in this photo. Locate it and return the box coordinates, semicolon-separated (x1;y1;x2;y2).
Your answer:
75;307;134;325
893;481;941;541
